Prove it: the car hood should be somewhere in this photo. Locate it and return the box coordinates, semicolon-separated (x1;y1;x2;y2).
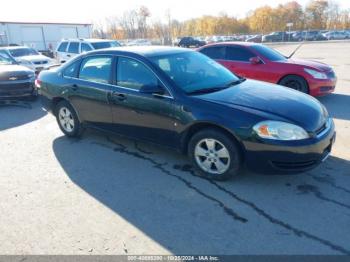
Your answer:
197;79;327;132
279;58;332;72
17;55;53;63
0;64;34;80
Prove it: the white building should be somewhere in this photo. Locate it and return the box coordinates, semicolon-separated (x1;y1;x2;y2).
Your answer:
0;21;92;51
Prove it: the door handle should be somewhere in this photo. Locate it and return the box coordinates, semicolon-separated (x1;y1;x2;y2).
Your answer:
71;84;78;91
112;92;127;101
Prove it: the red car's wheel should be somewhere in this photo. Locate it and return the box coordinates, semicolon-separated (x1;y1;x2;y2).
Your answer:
279;75;309;94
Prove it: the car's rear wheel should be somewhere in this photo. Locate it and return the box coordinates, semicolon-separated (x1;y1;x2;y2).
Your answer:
188;129;242;181
279;75;309;94
55;100;83;137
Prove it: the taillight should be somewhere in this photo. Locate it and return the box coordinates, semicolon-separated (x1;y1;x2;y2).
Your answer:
35;79;42;89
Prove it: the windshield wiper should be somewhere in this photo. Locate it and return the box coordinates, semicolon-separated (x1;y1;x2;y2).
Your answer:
187;87;227;95
225;78;246;87
187;78;246;95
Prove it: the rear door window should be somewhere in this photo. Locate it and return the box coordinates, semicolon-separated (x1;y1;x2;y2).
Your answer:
200;46;226;60
68;42;80;54
226;46;255;62
79;56;112;84
63;60;81;78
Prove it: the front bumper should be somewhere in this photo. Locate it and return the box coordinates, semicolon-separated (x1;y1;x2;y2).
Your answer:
0;79;36;99
308;77;337;96
243;119;336;174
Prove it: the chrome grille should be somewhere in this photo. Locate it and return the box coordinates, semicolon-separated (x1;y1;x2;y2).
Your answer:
0;74;30;81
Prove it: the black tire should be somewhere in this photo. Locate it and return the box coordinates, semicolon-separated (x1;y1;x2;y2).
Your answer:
55;100;83;137
188;128;242;181
279;75;309;94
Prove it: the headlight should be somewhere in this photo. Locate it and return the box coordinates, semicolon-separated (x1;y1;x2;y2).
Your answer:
304;68;327;79
253;121;309;140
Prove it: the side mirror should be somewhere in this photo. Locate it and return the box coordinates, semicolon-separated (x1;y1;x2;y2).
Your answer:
249;57;262;65
140;84;164;95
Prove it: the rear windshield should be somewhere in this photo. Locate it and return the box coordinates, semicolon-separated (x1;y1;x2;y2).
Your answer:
91;41;120;50
251;45;287;61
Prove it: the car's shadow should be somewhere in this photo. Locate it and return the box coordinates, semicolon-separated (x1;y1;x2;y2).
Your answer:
318;93;350;121
52;131;350;254
0;100;47;131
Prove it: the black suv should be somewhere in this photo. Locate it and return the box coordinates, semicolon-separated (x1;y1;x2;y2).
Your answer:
178;37;206;48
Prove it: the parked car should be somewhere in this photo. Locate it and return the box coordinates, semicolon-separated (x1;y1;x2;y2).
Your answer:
262;32;286;42
0;50;36;99
292;30;327;41
55;38;121;64
322;31;347;40
340;30;350;39
38;46;335;180
198;42;336;96
0;46;55;74
178;37;206;48
127;39;152;46
246;35;262;43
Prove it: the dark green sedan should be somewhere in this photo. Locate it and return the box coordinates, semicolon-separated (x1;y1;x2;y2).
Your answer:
38;46;335;181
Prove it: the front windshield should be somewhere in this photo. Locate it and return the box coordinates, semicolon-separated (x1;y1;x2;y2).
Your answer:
0;51;15;65
150;51;239;94
91;41;121;49
9;48;39;57
251;45;287;61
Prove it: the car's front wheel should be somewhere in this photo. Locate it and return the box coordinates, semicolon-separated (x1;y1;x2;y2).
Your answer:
55;100;83;137
188;129;242;181
279;75;309;94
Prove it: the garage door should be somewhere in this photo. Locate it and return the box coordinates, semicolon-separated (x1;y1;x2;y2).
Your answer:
61;27;78;39
21;26;45;50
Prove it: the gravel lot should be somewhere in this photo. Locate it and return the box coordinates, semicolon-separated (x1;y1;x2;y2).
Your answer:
0;42;349;255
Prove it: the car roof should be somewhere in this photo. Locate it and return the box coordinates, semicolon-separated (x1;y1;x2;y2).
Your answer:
62;38;118;43
87;46;192;58
200;42;260;48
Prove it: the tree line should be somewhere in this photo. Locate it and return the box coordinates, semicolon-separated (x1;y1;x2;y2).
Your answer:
93;0;350;40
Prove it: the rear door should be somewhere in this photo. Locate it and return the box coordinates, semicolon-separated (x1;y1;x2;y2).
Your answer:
66;55;114;125
109;56;177;147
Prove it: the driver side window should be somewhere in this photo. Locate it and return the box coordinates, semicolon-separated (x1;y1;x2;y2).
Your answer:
116;57;158;91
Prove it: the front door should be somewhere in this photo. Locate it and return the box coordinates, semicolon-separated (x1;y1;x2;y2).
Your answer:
109;56;177;147
222;46;272;82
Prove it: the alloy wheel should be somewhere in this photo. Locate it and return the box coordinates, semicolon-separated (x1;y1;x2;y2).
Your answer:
58;107;75;132
194;138;231;175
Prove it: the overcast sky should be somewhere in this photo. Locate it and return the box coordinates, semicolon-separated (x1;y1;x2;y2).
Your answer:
1;0;350;24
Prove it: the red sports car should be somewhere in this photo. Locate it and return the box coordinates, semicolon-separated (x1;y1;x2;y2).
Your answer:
197;42;336;96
